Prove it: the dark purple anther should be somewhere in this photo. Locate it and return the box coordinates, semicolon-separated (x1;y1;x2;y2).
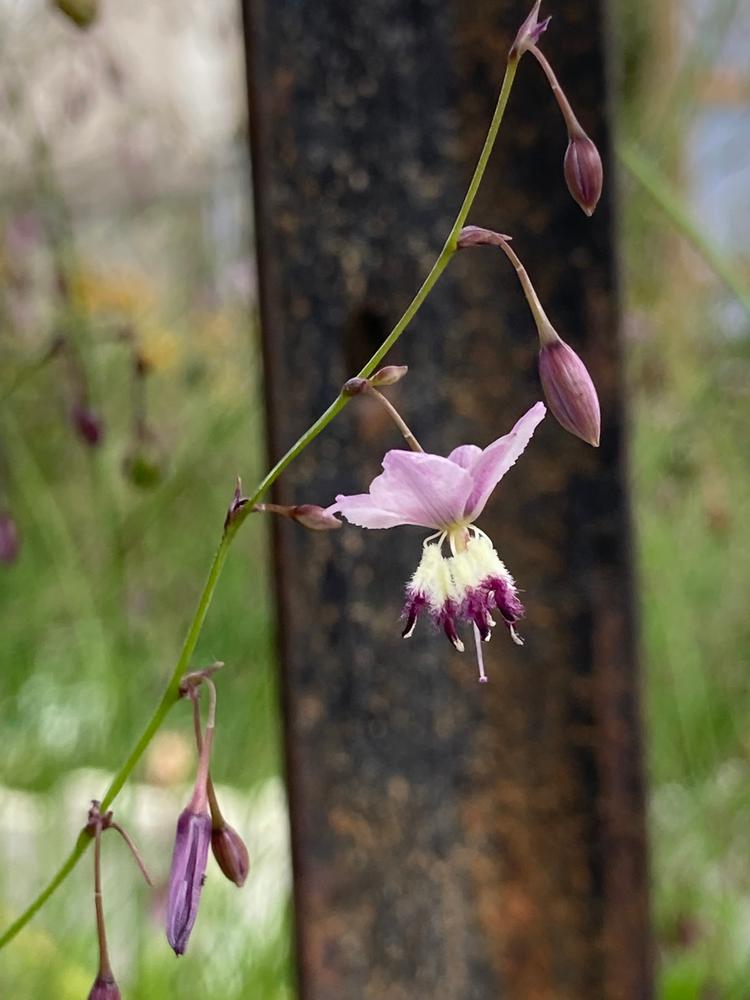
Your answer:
166;808;212;956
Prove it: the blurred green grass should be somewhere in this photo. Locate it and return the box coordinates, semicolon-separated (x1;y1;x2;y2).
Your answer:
0;287;294;998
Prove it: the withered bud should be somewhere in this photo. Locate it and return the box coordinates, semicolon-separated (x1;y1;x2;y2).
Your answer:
510;0;550;59
343;377;368;396
72;404;103;447
166;808;212;956
538;337;600;447
0;513;20;565
564;131;603;217
368;365;408;387
290;504;342;531
54;0;98;29
254;502;341;531
211;823;250;888
225;477;249;529
87;972;121;1000
457;226;512;249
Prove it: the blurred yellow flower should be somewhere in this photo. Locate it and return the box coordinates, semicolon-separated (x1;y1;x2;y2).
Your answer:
70;267;156;319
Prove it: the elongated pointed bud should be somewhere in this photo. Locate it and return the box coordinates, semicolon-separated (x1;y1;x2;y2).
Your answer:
564;131;603;217
211;823;250;888
166;808;212;956
290;504;341;531
539;337;600;447
369;365;408;387
87;973;121;1000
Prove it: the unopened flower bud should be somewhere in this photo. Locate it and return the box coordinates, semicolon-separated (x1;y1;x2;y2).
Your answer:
211;823;250;888
368;365;408;387
166;808;212;956
457;226;511;249
343;377;367;396
538;337;600;447
72;404;103;447
564;131;603;217
87;972;121;1000
290;504;341;531
0;513;20;565
510;0;550;59
54;0;98;29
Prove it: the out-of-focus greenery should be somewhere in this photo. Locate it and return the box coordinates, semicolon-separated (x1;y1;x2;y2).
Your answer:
617;0;750;995
0;2;293;997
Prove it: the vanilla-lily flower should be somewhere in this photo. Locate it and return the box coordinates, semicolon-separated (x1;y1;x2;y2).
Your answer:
329;402;546;681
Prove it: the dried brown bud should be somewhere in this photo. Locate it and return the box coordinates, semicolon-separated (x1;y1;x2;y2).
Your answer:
290;504;341;531
538;337;600;447
211;823;250;888
87;972;121;1000
368;365;408;387
457;226;512;249
343;377;368;396
564;132;603;217
54;0;98;29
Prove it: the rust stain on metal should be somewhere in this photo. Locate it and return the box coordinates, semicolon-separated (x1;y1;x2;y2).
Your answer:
243;0;652;997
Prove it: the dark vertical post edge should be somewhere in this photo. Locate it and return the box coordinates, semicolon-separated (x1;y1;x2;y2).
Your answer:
242;1;652;998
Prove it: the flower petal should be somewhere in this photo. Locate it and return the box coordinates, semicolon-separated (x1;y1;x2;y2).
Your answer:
328;493;424;529
447;444;482;470
372;451;474;529
332;450;474;530
463;402;546;521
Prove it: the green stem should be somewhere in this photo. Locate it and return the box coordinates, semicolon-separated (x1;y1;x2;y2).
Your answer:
0;55;520;952
618;142;750;318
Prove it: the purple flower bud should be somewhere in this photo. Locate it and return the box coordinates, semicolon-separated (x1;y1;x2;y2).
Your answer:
368;365;409;387
72;404;104;447
510;1;551;59
54;0;98;29
166;808;212;956
342;377;368;397
291;504;342;531
87;972;121;1000
538;337;600;447
0;513;20;565
563;132;603;217
211;823;250;888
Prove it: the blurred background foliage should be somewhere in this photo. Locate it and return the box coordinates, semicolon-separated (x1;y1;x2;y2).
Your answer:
615;0;750;995
0;0;748;997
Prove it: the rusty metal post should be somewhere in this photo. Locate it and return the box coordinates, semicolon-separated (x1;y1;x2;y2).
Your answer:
243;1;652;997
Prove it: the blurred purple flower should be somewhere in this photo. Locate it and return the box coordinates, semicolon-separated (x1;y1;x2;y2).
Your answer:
0;513;20;565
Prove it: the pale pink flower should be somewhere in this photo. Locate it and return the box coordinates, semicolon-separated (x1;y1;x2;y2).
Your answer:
329;402;546;681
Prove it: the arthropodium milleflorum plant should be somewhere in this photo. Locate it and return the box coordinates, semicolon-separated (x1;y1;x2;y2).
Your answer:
0;0;605;979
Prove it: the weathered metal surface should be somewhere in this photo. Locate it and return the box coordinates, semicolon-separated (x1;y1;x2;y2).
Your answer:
243;1;652;997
